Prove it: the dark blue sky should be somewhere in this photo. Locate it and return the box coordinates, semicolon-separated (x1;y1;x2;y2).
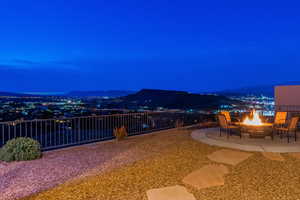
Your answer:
1;0;300;93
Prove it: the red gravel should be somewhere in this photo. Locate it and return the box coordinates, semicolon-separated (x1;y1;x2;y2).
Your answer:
0;137;152;200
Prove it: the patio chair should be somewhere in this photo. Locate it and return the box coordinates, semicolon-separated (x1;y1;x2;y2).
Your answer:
275;116;299;143
220;111;232;124
274;112;287;127
218;114;241;139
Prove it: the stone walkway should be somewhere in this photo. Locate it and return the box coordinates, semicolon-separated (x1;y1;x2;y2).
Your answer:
146;147;254;200
147;128;298;200
147;148;254;199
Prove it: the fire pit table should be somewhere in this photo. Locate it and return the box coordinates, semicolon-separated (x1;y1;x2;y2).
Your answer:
236;110;273;138
237;123;273;138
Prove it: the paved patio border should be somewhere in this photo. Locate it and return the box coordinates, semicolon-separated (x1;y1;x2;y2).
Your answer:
191;128;300;153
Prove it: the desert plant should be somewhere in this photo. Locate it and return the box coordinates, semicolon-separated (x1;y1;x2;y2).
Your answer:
175;120;184;128
113;126;128;141
0;137;42;162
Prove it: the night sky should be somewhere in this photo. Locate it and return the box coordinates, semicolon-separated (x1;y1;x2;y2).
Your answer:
1;0;300;93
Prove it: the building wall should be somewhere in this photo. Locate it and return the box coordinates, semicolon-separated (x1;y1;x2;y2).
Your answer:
275;85;300;111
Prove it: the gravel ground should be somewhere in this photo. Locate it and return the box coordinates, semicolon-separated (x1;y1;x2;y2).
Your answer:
21;128;300;200
5;128;300;200
1;129;183;200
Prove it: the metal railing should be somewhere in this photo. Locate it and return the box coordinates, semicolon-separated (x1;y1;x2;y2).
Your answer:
0;112;205;150
276;105;300;112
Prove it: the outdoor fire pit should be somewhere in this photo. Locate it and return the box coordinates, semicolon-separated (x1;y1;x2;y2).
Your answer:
239;110;273;138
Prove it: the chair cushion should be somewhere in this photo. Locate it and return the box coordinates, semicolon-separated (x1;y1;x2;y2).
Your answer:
276;128;288;131
228;125;240;129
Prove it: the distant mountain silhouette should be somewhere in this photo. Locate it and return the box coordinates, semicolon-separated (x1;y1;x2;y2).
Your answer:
0;91;35;97
217;82;300;97
66;90;135;97
115;89;238;109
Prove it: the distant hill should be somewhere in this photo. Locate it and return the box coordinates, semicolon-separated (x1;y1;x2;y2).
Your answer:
0;91;35;97
114;89;238;109
66;90;135;98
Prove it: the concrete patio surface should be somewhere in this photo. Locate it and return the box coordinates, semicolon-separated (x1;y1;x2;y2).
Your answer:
191;128;300;152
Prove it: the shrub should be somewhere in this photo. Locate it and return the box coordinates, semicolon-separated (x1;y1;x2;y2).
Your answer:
0;137;42;162
113;126;128;141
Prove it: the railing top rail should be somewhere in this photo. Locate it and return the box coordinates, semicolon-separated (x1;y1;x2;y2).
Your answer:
0;111;176;125
276;105;300;112
276;105;300;107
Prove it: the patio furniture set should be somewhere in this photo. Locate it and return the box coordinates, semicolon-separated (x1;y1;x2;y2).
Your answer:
218;111;299;143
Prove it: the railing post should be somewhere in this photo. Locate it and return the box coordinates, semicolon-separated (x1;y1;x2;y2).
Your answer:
78;118;81;143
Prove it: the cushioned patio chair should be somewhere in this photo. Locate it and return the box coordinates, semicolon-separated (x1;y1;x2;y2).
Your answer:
220;111;232;124
275;116;299;143
218;114;241;139
274;112;287;127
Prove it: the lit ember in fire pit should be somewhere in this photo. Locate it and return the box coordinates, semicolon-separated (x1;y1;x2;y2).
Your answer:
243;110;264;126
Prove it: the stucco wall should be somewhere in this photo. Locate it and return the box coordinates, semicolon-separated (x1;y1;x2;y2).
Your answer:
275;85;300;106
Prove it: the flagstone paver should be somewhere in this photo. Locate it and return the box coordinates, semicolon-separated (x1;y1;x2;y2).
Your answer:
146;185;196;200
262;152;285;161
182;164;229;190
207;149;253;165
289;152;300;160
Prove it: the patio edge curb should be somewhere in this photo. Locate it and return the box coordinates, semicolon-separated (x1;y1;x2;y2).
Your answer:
191;128;300;153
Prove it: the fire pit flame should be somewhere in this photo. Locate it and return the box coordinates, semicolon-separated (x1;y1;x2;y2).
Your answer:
243;110;263;126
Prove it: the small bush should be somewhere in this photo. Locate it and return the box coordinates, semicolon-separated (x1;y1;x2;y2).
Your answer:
0;137;42;162
113;126;128;141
